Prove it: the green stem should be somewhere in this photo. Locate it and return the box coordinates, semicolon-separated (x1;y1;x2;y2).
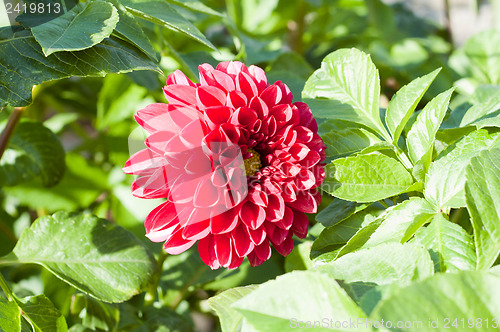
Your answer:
396;149;413;170
144;249;169;307
0;272;14;301
378;199;389;209
0;107;25;161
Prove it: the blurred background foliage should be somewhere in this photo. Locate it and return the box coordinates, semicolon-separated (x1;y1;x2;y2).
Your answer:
1;0;500;330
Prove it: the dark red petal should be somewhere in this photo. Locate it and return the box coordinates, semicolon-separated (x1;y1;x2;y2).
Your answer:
182;215;211;240
196;85;227;108
227;252;244;269
260;85;282;107
214;234;232;267
295;169;316;190
205;106;232;126
291;209;309;239
231;224;255;257
288;143;310;161
295;126;314;143
244;224;266;245
249;189;268;207
199;235;221;269
231;107;257;127
275;81;293;104
288;190;319;213
254;241;271;261
274;233;294;256
163;85;198;106
239;201;266;230
275;206;294;230
249;96;269;118
265;194;285;222
211;208;239;234
163;227;196;254
227;91;248;109
247;251;265;267
266;222;288;245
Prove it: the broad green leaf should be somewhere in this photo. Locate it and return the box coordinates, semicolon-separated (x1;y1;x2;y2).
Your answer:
316;198;369;228
20;295;68;332
462;30;500;84
70;294;118;331
302;48;388;138
322;153;414;202
134;307;193;331
167;0;222;16
9;211;156;303
0;298;21;332
466;149;500;270
0;36;159;107
284;242;313;272
208;286;257;332
315;243;433;286
370;271;500;331
323;127;382;159
107;0;158;60
412;214;476;272
361;197;436;249
312;207;380;257
425;130;500;209
406;88;454;166
233;271;370;332
121;0;216;51
385;68;440;143
0;122;65;187
460;88;500;127
31;2;119;56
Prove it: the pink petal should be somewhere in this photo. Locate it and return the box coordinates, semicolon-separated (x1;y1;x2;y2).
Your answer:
166;70;196;87
163;85;198;106
123;149;164;175
194;177;220;208
248;65;268;91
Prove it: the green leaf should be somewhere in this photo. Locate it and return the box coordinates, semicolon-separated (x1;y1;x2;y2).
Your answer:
316;198;369;228
208;286;257;332
20;295;68;332
323;127;382;159
107;0;158;60
135;307;193;332
315;243;434;286
10;211;156;303
284;242;313;272
233;271;370;332
361;197;436;249
31;2;119;56
466;148;500;270
425;130;500;209
312;207;380;256
0;298;21;332
370;271;500;331
167;0;222;16
461;30;500;84
385;68;440;143
0;122;65;187
322;153;414;202
302;48;388;138
412;213;476;272
4;153;108;212
70;294;118;331
0;36;160;107
121;0;216;51
406;88;454;167
460;88;500;127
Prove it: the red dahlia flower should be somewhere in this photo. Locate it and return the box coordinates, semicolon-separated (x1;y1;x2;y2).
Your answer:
123;61;325;269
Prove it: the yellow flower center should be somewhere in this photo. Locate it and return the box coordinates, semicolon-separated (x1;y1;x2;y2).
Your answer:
243;148;261;176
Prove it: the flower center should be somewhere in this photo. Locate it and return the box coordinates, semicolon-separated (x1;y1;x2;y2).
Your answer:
243;148;262;176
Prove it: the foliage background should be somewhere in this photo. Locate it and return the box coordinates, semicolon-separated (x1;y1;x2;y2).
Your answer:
1;0;500;331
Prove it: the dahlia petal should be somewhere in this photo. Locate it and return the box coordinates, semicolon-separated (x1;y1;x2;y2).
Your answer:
200;65;236;92
232;225;255;257
266;222;288;245
260;85;282;107
145;201;178;233
145;131;176;155
179;119;207;149
274;233;294;256
288;190;318;213
231;107;257;127
295;102;318;132
291;209;309;239
240;201;266;230
211;208;239;234
196;85;227;108
194;177;220;208
237;72;258;100
166;70;196;87
205;106;232;126
295;169;316;190
299;150;322;169
135;103;172;133
214;234;232;267
247;251;265;267
169;175;197;204
249;96;269;118
288;143;310;161
211;165;230;187
295;126;314;143
146;225;177;242
254;241;272;261
249;189;268;207
198;236;221;269
163;227;196;255
248;65;268;91
123;149;165;175
275;81;293;104
270;104;293;123
227;253;244;269
217;61;249;76
163;85;198;106
244;225;266;245
281;181;298;202
275;206;294;230
265;194;285;221
131;176;169;199
280;162;301;177
182;217;211;241
227;91;248;109
185;150;212;175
